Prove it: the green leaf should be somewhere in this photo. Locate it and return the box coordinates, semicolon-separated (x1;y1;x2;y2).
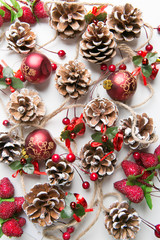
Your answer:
147;52;158;65
132;55;143;66
61;130;70;141
23;163;34;174
141;65;152;78
73;123;83;134
106;139;114;151
0;197;15;203
91;132;103;143
146;172;155;181
0;9;4;17
10;0;21;10
26;157;32;163
0;78;7;89
0;0;12;11
3;66;13;78
16;8;23;18
126;180;135;186
106;127;118;140
9;161;23;170
65;193;76;207
144;164;160;172
158;155;160;163
0;227;3;238
60;206;73;219
0;218;5;225
85;13;94;23
11;77;24;89
144;192;153;209
73;204;85;217
11;10;16;22
96;12;107;21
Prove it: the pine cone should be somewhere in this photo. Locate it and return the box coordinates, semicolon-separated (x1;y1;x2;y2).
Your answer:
105;201;140;239
55;60;91;99
80;21;116;64
80;141;117;179
46;158;74;187
83;98;118;131
23;183;65;227
6;21;36;54
50;2;86;39
0;132;22;164
120;113;155;150
7;88;45;125
108;4;143;41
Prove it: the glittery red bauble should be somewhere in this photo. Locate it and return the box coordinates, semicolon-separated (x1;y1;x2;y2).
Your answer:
74;193;87;208
25;129;56;161
21;52;52;84
106;70;137;101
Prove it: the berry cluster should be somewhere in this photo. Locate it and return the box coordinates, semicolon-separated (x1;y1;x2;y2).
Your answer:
63;226;75;240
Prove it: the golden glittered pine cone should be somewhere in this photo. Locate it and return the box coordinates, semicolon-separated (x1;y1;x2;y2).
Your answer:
80;21;116;64
80;141;117;180
83;98;118;131
7;88;45;125
55;60;91;99
108;3;143;41
105;201;141;239
23;183;65;227
0;132;22;164
49;2;86;39
46;158;74;187
6;21;36;54
120;113;155;150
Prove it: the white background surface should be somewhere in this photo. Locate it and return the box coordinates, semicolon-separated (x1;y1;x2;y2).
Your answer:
1;0;160;239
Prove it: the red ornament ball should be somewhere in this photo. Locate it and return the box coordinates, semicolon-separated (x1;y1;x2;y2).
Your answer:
90;172;98;181
21;52;52;84
52;154;60;163
106;70;137;101
63;232;70;240
2;120;10;126
82;181;90;189
25;129;56;161
66;153;76;162
67;226;75;234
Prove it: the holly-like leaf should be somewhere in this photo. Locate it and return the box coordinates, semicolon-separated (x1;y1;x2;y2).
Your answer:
3;66;13;78
73;123;83;134
23;163;34;174
141;65;152;78
85;13;94;23
96;12;107;21
106;139;114;151
60;206;73;219
61;130;70;141
65;193;77;207
26;157;32;163
132;56;143;66
9;161;23;170
0;227;3;238
0;9;4;17
0;197;15;203
0;79;7;89
73;204;85;217
11;77;24;89
147;52;158;65
91;132;103;143
106;127;118;140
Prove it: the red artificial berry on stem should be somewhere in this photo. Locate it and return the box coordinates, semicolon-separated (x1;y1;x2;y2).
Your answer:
0;177;14;198
119;64;126;70
19;6;36;24
70;132;76;139
100;64;107;71
121;160;141;177
155;225;160;238
142;58;149;65
101;135;108;142
62;117;70;125
108;64;116;72
145;44;153;52
70;201;77;209
141;152;158;168
33;1;48;19
14;197;25;214
20;158;27;165
0;6;11;22
19;74;25;82
5;78;12;85
82;181;90;189
137;50;144;56
2;120;9;126
67;226;75;234
0;201;16;219
51;63;57;71
52;154;60;163
133;152;142;165
90;172;98;181
157;25;160;33
17;217;26;227
66;153;76;162
114;179;127;195
63;232;70;240
58;50;66;57
125;185;144;203
2;219;23;237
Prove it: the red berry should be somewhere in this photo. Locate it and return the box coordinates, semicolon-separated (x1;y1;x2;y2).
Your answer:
133;152;141;161
67;226;75;234
62;117;70;125
71;117;86;136
142;58;149;65
17;217;26;227
0;6;11;22
70;132;76;139
155;230;160;238
2;219;23;237
108;64;116;72
125;185;144;203
19;6;36;24
52;154;60;163
58;50;66;57
155;225;160;238
100;64;107;71
66;153;76;162
90;172;98;181
0;15;3;27
114;179;127;195
33;1;48;19
157;25;160;33
101;135;108;142
19;74;25;82
154;145;160;157
51;63;57;71
63;232;70;240
141;152;158;168
121;160;141;177
137;50;144;56
5;78;12;85
20;158;27;165
145;44;153;52
138;166;152;180
70;201;76;209
0;201;16;219
119;64;127;70
82;181;90;189
2;120;10;126
14;197;25;214
0;177;14;198
137;50;147;58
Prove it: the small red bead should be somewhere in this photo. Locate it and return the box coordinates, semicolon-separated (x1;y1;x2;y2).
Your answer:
137;50;144;56
20;158;27;165
63;232;70;240
66;153;76;162
62;117;70;125
58;50;66;57
5;78;12;85
51;63;57;71
119;64;127;70
70;201;77;209
67;226;75;234
157;25;160;33
82;181;90;189
133;152;141;161
142;58;149;65
52;154;60;163
2;120;10;126
155;225;160;238
100;64;107;71
145;44;153;52
101;135;108;142
90;172;98;181
19;74;25;82
70;132;76;139
108;64;116;72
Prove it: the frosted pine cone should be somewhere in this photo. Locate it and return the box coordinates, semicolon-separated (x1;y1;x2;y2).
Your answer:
0;132;22;164
80;141;117;179
55;60;91;99
120;113;155;149
46;158;74;187
23;183;65;227
7;88;45;125
108;3;143;41
83;98;118;131
6;21;36;54
80;21;116;64
105;201;140;239
50;2;86;39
